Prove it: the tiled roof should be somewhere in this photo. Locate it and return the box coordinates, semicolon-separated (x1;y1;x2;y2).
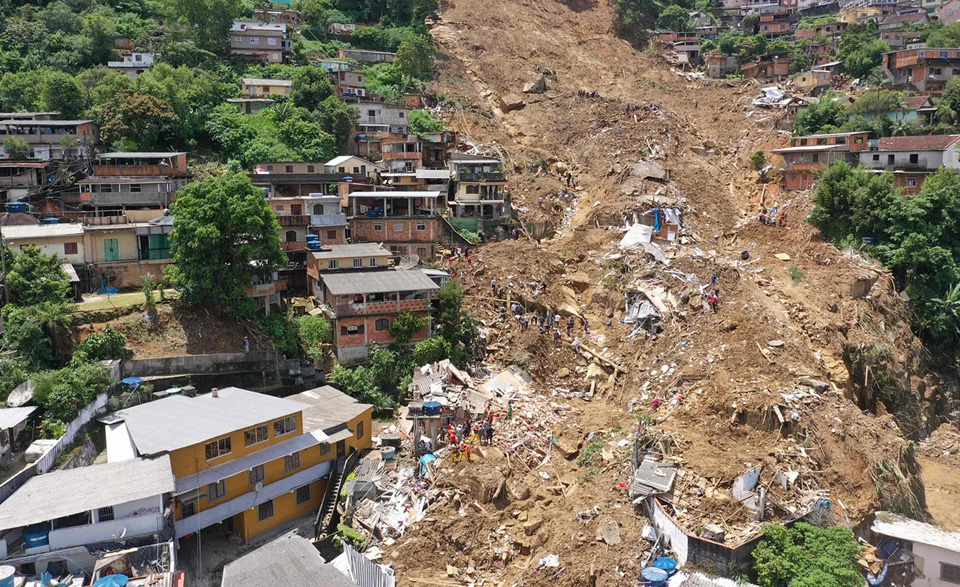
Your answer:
878;135;960;151
903;95;933;110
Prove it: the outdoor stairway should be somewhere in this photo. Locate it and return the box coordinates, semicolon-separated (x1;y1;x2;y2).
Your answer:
315;451;359;538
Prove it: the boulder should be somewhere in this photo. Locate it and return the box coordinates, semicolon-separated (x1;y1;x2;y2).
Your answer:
596;518;621;545
500;94;526;112
556;367;571;379
522;519;543;535
566;272;592;293
523;75;548;93
554;437;581;459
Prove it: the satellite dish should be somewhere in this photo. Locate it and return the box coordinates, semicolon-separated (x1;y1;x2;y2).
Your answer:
115;527;127;539
255;482;263;492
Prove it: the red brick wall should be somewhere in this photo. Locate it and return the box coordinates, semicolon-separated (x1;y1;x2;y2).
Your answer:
894;173;925;195
335;312;431;348
312;226;346;244
784;170;816;190
349;217;438;243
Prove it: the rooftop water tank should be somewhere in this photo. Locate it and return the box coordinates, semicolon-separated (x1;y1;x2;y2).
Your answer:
0;565;15;587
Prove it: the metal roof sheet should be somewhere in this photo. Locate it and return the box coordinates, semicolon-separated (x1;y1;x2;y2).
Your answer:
346;191;439;199
288;386;372;432
99;152;186;158
0;119;93;126
241;78;293;87
221;532;359;587
320;269;440;296
61;262;79;283
770;144;847;153
114;387;306;455
174;431;327;495
873;511;960;551
0;223;83;239
0;407;35;429
310;243;390;260
0;455;173;531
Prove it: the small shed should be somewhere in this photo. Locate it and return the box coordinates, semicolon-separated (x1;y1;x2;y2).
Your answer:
0;406;37;457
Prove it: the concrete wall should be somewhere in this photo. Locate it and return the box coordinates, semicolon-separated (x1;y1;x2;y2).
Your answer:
14;237;84;265
913;541;960;587
121;352;277;378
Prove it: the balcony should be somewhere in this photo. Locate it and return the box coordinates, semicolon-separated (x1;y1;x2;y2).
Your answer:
83;191;175;207
277;214;310;226
93;164;180;177
330;297;429;317
456;170;506;182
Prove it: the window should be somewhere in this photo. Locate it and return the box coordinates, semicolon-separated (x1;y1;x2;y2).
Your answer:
373;222;382;231
258;500;274;522
368;109;376;117
888;154;895;164
97;506;115;522
64;242;78;255
307;165;315;172
139;233;171;261
416;221;426;231
417;247;427;258
267;165;274;171
399;111;405;118
353;258;363;268
285;165;293;173
368;257;378;267
276;204;285;211
909;153;919;164
394;222;404;232
181;501;196;518
906;178;918;187
812;154;819;163
327;230;337;240
274;416;296;437
320;443;330;456
285;451;301;471
376;318;390;331
296;485;311;505
872;154;880;161
942;562;960;584
250;37;259;44
130;183;141;192
245;424;269;447
285;230;298;243
466;184;480;194
357;421;365;439
249;464;265;485
205;437;232;460
353;166;360;174
268;37;278;46
207;480;226;502
328;259;339;269
341;324;364;335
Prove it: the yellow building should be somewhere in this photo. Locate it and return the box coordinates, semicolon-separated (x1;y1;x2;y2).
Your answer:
241;77;293;98
104;386;372;541
839;5;882;23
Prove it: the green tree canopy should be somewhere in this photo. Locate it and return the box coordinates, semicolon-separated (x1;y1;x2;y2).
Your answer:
752;523;862;587
926;21;960;47
793;92;849;135
166;0;243;53
291;67;335;112
390;310;426;346
98;91;180;150
6;245;71;306
657;5;693;31
168;172;286;317
409;109;443;135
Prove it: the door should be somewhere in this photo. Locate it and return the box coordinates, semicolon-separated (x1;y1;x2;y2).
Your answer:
336;440;345;459
291;204;303;215
103;238;119;262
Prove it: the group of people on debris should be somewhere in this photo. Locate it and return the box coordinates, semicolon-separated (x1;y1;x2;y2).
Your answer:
539;190;578;208
578;89;602;99
705;275;721;313
442;411;496;462
759;209;787;227
491;277;547;301
625;102;663;114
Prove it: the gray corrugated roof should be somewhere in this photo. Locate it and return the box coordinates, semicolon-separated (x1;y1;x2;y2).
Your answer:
346;191;439;199
0;407;36;429
289;386;372;433
310;243;390;260
320;269;439;296
175;431;326;495
114;387;306;455
242;78;293;86
221;532;358;587
0;455;173;531
99;152;185;158
0;223;83;239
682;573;761;587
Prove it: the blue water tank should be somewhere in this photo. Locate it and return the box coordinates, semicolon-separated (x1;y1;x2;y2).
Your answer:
305;234;320;240
0;565;15;587
653;557;678;576
641;567;668;586
23;523;50;548
307;241;322;251
5;202;27;213
41;217;60;224
423;401;442;416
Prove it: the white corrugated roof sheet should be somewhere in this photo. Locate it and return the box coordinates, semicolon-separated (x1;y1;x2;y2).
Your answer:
0;455;173;531
0;223;83;239
873;511;960;551
114;387;306;455
0;407;36;429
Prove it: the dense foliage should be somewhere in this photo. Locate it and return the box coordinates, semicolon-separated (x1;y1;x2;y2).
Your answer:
752;523;862;587
168;172;286;317
810;164;960;357
5;245;71;306
74;325;128;361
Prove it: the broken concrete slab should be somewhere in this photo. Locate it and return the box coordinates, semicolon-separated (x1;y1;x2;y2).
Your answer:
522;75;547;93
851;275;878;298
627;161;668;181
554;437;581;459
774;253;792;261
596;518;621;545
522;519;543;535
566;272;592;293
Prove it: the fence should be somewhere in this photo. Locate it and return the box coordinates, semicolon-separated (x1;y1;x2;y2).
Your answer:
121;352;277;378
0;392;109;504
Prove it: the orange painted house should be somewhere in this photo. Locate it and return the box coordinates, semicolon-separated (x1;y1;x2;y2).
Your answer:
772;131;870;190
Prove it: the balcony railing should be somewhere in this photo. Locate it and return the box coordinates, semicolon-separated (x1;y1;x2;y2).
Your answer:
456;170;506;182
277;214;310;226
310;213;347;226
330;298;429;317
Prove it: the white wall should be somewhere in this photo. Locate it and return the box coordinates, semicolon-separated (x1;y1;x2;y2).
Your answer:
48;513;163;550
105;422;139;462
912;542;960;587
15;240;84;265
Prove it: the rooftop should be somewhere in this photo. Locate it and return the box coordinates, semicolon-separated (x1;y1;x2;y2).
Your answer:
242;78;293;87
0;407;36;430
0;119;93;126
320;268;440;296
288;386;373;432
113;387;306;455
872;511;960;552
310;243;390;260
449;153;502;163
326;155;381;168
346;190;439;199
770;144;847;153
0;223;84;239
877;135;960;151
904;95;934;110
0;455;173;532
220;532;357;587
880;11;927;24
99;152;186;159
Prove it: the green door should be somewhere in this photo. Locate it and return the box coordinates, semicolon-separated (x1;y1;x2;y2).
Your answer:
104;238;120;262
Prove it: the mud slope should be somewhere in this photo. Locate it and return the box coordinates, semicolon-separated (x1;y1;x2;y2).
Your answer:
382;0;948;584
